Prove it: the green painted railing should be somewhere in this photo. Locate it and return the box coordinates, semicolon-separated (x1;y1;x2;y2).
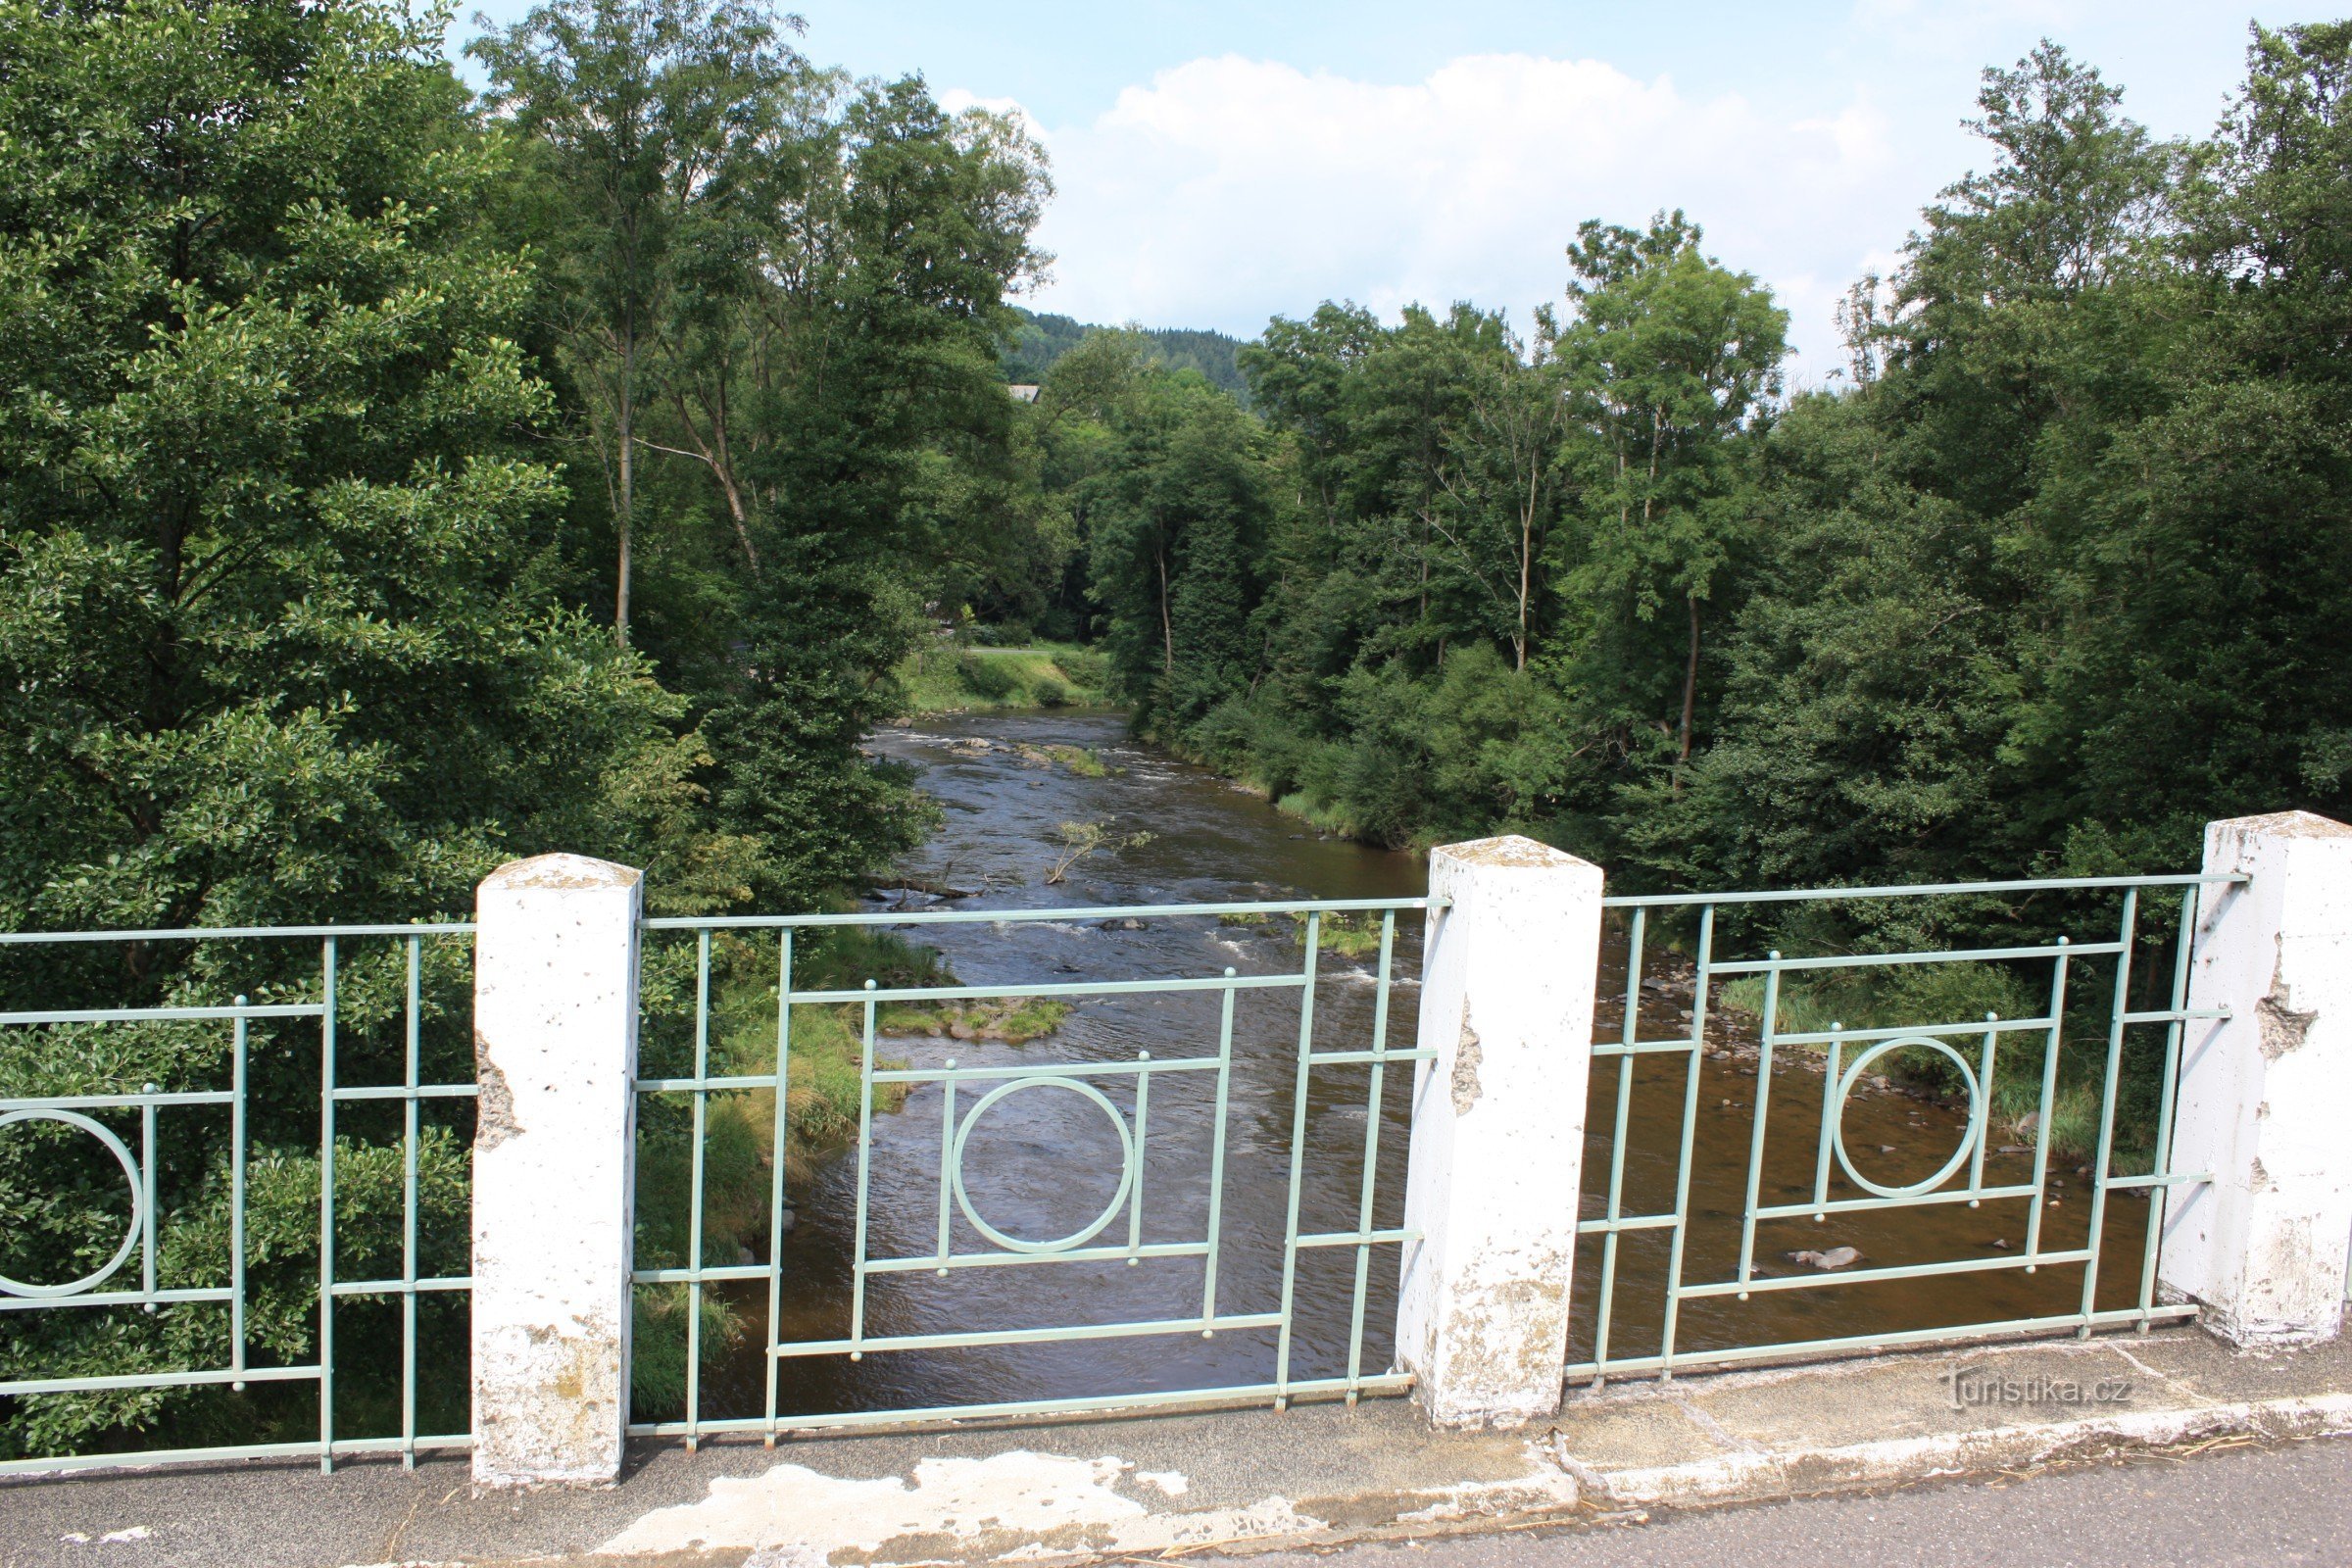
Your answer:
1573;874;2236;1383
0;923;476;1475
0;868;2253;1472
628;898;1433;1442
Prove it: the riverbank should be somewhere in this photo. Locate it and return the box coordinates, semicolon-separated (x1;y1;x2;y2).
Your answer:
14;1327;2348;1567
896;642;1116;714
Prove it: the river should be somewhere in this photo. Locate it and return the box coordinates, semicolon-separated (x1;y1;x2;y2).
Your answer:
703;709;2156;1425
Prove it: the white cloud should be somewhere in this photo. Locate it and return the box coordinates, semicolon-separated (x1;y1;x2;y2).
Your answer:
954;53;1947;373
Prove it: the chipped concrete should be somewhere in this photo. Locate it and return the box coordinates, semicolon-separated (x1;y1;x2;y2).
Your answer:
470;852;646;1488
2161;810;2352;1345
1447;1022;1482;1115
10;1329;2352;1568
1396;836;1604;1431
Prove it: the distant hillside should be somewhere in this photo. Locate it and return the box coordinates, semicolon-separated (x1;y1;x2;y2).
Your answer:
1002;308;1250;402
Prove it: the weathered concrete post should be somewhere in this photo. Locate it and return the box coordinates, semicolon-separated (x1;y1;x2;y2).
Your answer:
470;854;643;1487
2161;811;2352;1346
1396;834;1604;1428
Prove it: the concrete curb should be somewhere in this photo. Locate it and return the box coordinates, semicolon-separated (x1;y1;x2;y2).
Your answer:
1564;1389;2352;1511
10;1331;2352;1568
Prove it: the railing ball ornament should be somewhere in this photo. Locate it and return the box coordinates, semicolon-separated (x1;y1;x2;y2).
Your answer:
1830;1038;1984;1200
0;1108;145;1298
949;1077;1136;1254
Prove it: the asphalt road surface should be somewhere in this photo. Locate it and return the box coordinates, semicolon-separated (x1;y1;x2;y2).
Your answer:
1257;1436;2352;1568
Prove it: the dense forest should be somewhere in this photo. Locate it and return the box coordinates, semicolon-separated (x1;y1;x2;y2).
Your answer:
1051;32;2352;898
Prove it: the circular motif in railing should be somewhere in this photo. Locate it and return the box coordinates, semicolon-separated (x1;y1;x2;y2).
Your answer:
1830;1037;1985;1200
0;1109;145;1299
949;1077;1137;1254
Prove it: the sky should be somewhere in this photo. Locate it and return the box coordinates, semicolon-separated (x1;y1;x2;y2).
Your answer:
450;1;2338;378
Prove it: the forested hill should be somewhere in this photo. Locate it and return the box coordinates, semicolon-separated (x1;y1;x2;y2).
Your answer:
1004;308;1250;399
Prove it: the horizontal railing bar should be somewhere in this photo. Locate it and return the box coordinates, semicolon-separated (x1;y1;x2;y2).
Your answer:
0;1286;233;1314
1303;1048;1437;1067
1769;1016;2056;1047
327;1275;473;1297
1601;873;2237;910
626;1373;1417;1440
329;1084;478;1102
1591;1039;1703;1058
1577;1213;1682;1235
773;1312;1286;1358
0;1364;318;1396
646;898;1439;932
2121;1008;2230;1025
2104;1170;2213;1190
1707;942;2126;977
790;973;1306;1005
1679;1248;2094;1298
0;923;473;945
635;1074;779;1094
862;1241;1212;1275
1293;1227;1416;1249
0;1090;234;1112
1566;1303;2200;1380
0;1432;472;1478
869;1056;1222;1086
0;1003;322;1026
632;1263;773;1285
1750;1185;2041;1221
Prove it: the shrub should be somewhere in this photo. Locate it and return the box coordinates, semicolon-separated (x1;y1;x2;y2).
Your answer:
956;652;1017;700
1032;677;1070;708
1055;649;1111;691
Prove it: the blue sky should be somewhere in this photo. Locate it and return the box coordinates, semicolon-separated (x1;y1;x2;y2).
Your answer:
453;2;2337;374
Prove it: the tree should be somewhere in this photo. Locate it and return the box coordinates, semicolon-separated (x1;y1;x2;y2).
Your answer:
471;0;799;638
0;0;749;1461
1553;211;1787;780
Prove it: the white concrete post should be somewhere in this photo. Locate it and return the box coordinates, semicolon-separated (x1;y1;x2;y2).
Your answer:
470;854;644;1487
2160;811;2352;1346
1396;834;1605;1429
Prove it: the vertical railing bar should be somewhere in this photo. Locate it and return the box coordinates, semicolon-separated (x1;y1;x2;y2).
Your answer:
140;1089;158;1302
685;929;710;1446
1592;906;1646;1378
1657;906;1715;1380
764;929;793;1443
231;1002;250;1392
1272;914;1322;1407
2024;940;2070;1268
1343;911;1397;1399
1199;972;1238;1331
935;1056;958;1270
1734;956;1784;1298
848;981;877;1360
402;933;421;1468
1126;1052;1151;1262
2077;891;2138;1332
317;939;336;1471
1811;1029;1841;1220
1968;1013;1997;1202
2136;894;2197;1327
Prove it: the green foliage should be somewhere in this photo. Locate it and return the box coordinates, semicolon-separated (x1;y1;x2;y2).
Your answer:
956;651;1020;700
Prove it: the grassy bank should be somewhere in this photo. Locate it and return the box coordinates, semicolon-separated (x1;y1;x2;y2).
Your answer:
897;640;1116;714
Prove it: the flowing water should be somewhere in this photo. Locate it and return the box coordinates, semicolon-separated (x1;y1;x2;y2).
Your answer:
691;709;2157;1425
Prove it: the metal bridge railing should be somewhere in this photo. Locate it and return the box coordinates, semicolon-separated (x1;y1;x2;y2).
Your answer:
0;923;477;1475
628;897;1435;1442
1571;873;2239;1384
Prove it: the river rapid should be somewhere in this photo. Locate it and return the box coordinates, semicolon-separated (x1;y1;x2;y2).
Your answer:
706;709;2156;1425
